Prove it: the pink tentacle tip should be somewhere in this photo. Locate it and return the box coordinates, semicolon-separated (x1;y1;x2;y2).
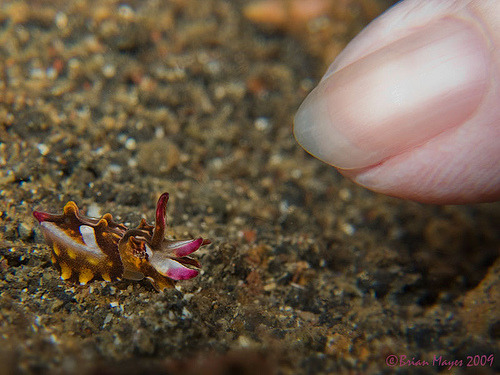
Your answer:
167;267;199;281
172;238;204;257
33;211;50;223
155;192;169;227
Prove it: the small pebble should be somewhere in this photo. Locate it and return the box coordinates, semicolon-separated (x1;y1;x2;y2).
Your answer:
18;222;33;241
182;307;192;319
125;138;137;150
254;117;270;131
103;313;113;324
37;143;50;156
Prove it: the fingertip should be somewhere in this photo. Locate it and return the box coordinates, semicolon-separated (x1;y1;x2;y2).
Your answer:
294;17;490;170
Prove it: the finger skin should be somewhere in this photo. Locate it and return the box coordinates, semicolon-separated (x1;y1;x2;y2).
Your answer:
294;0;500;204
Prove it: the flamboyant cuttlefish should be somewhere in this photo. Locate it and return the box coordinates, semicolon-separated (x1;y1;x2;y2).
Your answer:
33;192;210;291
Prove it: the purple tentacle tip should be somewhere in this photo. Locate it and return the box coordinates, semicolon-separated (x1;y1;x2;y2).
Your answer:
156;192;169;228
33;211;49;223
167;267;199;280
170;238;204;257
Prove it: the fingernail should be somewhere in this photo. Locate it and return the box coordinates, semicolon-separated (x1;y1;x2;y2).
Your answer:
294;18;489;169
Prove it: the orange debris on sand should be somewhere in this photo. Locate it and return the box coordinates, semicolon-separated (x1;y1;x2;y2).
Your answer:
243;0;390;71
243;0;332;30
